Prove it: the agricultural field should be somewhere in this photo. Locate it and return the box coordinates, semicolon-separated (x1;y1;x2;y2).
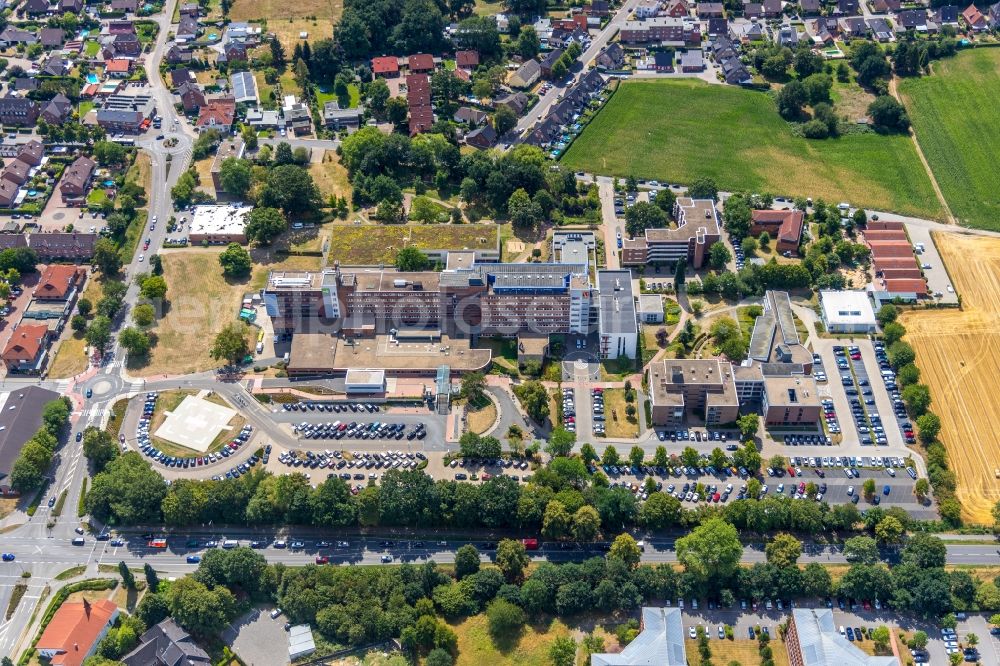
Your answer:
561;79;942;219
898;48;1000;230
228;0;343;48
326;223;503;265
900;233;1000;524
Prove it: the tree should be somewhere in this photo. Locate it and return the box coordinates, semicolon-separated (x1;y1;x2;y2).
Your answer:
71;314;87;333
602;446;620;466
393;245;431;272
737;414;760;441
426;648;453;666
167;577;237;637
916;412;941;443
258;165;320;215
143;563;159;593
507;188;541;231
572;505;601;542
85;315;112;351
92;238;122;275
218;243;251;277
486;598;526;641
386;96;409;125
608;533;641;570
844;535;880;564
708;241;732;270
455;544;481;579
639;492;682;530
513;380;550;423
871;625;890;652
218;158;252;196
83;427;117;472
118;560;136;589
210;322;251;366
494;105;516;136
882;321;906;345
546;427;575;458
794;47;825;78
495;539;529;583
94;141;127;166
549;636;576;666
802;72;832;105
874;515;905;545
914;478;930;501
542;500;571;539
876;304;898;326
119;327;151;356
687;177;718;200
862;478;877;500
245;207;287;245
902;532;946;568
776;80;806;119
897;363;920;386
624;201;667;237
902;384;932;416
868;95;910;133
765;533;802;568
888;340;916;369
132;303;156;327
139;275;167;301
676;518;742;583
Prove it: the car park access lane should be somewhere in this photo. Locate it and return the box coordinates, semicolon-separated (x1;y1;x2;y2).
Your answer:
859;342;907;450
812;339;862;446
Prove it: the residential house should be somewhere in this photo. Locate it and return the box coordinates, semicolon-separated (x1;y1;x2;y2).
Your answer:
110;0;139;12
18;141;44;167
835;0;858;13
750;209;804;253
164;44;193;64
711;37;752;84
102;33;141;58
35;265;84;301
40;56;68;77
620;17;701;45
707;16;729;34
868;0;900;10
1;159;31;186
58;0;82;12
812;16;840;41
664;0;691;16
196;97;236;131
408;53;435;74
636;0;662;18
178;81;206;112
731;19;765;40
540;48;565;79
800;0;821;14
230;70;257;103
0;181;19;207
170;68;195;88
406;73;433;135
21;0;52;16
2;324;50;373
936;4;959;22
456;49;479;69
209;137;244;192
39;27;65;48
179;2;199;16
282;95;312;135
896;9;935;31
697;2;724;16
371;55;400;78
0;27;38;47
653;51;674;71
454;106;487;126
36;600;119;666
510;59;541;88
106;20;136;35
989;0;1000;27
588;0;611;16
246;108;279;128
762;0;782;16
176;14;199;41
40;92;72;125
840;16;870;36
322;101;363;130
548;27;589;49
777;24;799;45
523;116;561;146
0;97;40;127
224;22;261;44
465;124;497;148
679;49;704;71
59;156;95;201
868;17;893;40
122;618;210;666
217;42;247;64
14;78;39;93
96;93;155;132
743;2;763;19
28;233;96;260
595;42;625;69
105;58;132;77
496;91;528;115
963;3;988;29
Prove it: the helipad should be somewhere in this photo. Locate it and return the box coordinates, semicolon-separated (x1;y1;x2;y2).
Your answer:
153;394;237;453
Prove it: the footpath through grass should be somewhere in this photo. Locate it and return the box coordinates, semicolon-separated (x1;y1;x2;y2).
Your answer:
898;49;1000;230
561;79;942;219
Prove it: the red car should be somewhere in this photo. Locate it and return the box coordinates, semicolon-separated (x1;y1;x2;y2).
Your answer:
787;467;796;477
712;493;721;502
315;556;329;564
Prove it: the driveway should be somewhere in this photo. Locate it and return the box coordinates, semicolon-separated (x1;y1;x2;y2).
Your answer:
222;607;290;666
902;222;957;303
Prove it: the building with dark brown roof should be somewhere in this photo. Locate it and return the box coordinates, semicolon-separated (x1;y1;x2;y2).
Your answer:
406;74;433;136
28;232;97;260
407;53;435;73
750;209;804;254
196;97;236;131
59;156;96;199
455;50;479;69
0;96;40;127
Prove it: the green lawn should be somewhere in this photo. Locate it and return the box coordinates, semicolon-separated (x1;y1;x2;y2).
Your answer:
316;84;360;109
898;48;1000;230
84;40;100;57
561;79;942;219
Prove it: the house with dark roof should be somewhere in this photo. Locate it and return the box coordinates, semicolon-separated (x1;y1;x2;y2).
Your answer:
165;44;193;64
540;48;565;79
102;33;141;59
653;51;674;71
454;106;487;126
896;8;934;31
751;209;804;253
595;42;625;69
110;0;139;12
989;0;1000;27
0;384;61;490
41;93;72;125
96;93;155;132
840;16;869;36
2;159;32;186
707;16;728;34
39;27;65;48
0;96;39;127
465;123;497;149
744;2;763;18
178;81;206;112
179;1;199;15
936;4;960;22
170;68;195;88
455;50;479;69
40;56;68;77
28;232;97;260
122;618;210;666
0;27;38;47
406;73;434;136
14;78;38;93
322;102;363;130
697;2;725;16
2;324;50;374
868;17;893;39
496;91;528;115
22;0;52;16
0;180;20;208
761;0;782;16
523;116;562;146
835;0;858;13
59;156;96;201
800;0;821;14
18;141;44;167
588;0;611;16
176;14;199;41
59;0;82;11
408;53;435;74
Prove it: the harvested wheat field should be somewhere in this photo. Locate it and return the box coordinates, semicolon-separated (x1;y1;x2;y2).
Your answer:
900;233;1000;523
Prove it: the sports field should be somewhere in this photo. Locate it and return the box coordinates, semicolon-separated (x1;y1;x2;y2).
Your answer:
561;79;942;219
898;49;1000;230
900;233;1000;524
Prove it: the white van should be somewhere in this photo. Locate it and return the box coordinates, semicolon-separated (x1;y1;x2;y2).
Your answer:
222;539;239;549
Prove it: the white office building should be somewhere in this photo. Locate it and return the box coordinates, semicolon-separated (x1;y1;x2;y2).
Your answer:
820;290;877;333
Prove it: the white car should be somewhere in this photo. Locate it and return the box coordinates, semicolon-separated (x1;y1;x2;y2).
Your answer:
138;254;144;262
688;626;697;639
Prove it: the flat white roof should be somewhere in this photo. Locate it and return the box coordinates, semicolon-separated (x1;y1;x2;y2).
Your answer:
638;293;664;314
820;290;876;326
345;368;386;388
190;204;252;236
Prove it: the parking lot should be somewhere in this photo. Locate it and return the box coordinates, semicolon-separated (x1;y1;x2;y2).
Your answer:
902;221;958;304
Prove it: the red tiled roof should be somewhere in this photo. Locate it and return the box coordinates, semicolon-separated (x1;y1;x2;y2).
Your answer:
867;240;914;257
35;264;81;300
37;600;118;666
2;323;49;363
455;50;479;68
371;56;399;74
863;228;907;242
751;209;804;245
408;53;434;71
880;267;923;280
105;58;131;73
883;278;928;295
196;98;235;127
874;256;919;270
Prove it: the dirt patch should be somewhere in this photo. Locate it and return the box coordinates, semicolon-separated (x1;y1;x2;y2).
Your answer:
47;333;88;379
308;151;352;204
193;157;216;198
466;398;497;435
0;497;17;520
899;232;1000;524
601;388;639;439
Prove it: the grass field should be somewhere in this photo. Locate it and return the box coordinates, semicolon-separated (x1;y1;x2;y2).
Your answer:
326;224;503;265
228;0;342;23
601;388;639;439
561;79;942;219
47;333;88;379
132;250;251;376
466;398;497;435
898;49;1000;230
899;233;1000;524
451;614;574;666
685;638;791;666
308;151;352;204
